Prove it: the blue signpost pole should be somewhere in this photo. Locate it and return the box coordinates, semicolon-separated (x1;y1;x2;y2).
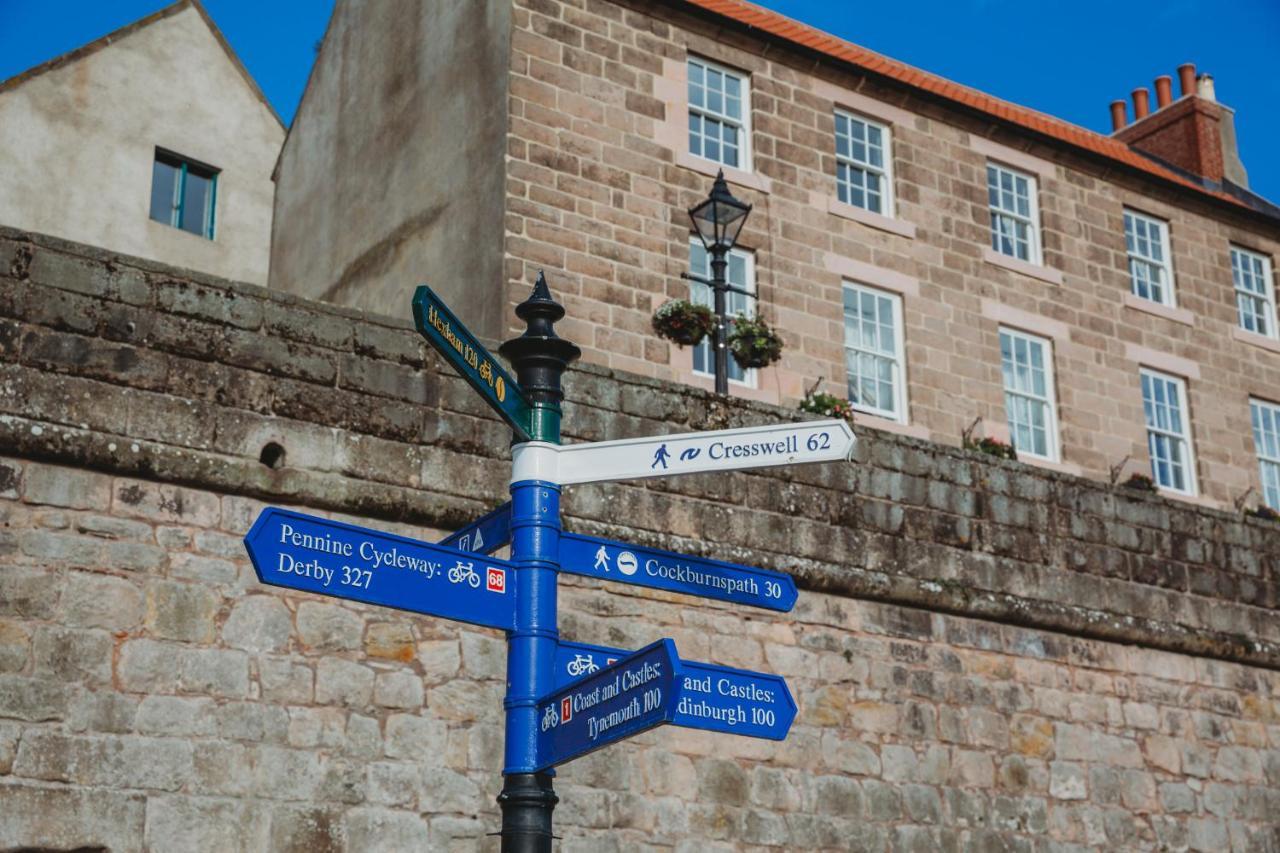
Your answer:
496;273;580;852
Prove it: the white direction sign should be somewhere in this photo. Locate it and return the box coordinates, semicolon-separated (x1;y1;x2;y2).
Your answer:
551;419;854;485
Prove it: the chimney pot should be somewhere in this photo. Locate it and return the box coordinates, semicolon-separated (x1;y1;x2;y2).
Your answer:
1154;76;1173;109
1132;87;1150;120
1109;100;1128;131
1196;74;1216;102
1178;63;1197;98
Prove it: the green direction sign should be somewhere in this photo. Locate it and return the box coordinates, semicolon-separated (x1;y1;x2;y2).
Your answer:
412;286;534;441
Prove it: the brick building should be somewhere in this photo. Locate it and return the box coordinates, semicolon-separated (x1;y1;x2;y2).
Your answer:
273;0;1280;513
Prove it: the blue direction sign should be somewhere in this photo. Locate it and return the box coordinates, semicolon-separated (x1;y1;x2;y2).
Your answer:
439;501;512;556
412;286;534;441
556;641;796;741
558;532;797;612
535;639;681;771
244;508;516;631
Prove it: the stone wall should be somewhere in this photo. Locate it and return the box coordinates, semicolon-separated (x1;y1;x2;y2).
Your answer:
2;229;1280;850
500;0;1280;508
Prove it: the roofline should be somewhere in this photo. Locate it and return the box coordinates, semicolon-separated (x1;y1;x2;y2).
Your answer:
666;0;1280;230
271;0;342;182
0;0;284;130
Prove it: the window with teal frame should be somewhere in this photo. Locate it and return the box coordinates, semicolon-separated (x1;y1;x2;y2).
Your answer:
149;149;218;239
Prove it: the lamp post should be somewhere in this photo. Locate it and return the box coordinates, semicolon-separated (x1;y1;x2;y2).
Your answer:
686;170;752;396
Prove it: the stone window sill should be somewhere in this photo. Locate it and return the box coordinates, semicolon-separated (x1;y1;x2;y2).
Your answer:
827;198;917;239
1233;326;1280;353
1123;293;1195;326
674;151;772;194
854;412;931;441
982;247;1064;286
1156;487;1223;511
1019;455;1082;477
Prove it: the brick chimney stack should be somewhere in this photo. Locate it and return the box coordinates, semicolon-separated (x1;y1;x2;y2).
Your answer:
1109;64;1249;189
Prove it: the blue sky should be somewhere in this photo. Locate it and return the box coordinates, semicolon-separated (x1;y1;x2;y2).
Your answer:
2;0;1277;198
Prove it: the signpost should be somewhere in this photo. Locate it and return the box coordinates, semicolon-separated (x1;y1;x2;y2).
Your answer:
243;275;854;852
439;501;512;555
555;640;797;741
245;507;515;631
553;419;855;485
412;285;535;441
559;531;798;612
535;639;680;770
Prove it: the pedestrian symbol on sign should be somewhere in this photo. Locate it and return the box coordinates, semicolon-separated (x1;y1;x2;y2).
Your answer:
651;443;670;469
593;545;610;572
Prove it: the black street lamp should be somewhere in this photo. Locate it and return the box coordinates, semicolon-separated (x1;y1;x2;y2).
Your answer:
685;170;752;395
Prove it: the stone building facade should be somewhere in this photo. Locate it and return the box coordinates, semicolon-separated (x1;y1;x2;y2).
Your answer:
272;0;1280;514
3;229;1279;850
0;1;284;285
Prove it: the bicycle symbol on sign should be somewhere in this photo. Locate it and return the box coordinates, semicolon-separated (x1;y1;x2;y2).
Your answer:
566;654;599;677
448;560;481;588
541;704;560;732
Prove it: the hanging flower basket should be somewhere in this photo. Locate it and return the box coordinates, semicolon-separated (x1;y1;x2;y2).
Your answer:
651;300;716;347
799;391;856;424
727;313;784;369
964;436;1016;461
1121;472;1157;492
1247;505;1279;522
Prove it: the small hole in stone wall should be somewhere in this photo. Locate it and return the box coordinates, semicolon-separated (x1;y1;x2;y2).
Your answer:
259;442;287;469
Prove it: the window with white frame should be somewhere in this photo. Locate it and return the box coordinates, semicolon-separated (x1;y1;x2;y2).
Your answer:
1124;209;1175;305
1140;369;1197;494
843;283;906;421
1232;246;1277;338
687;57;749;171
1252;399;1280;511
987;162;1040;263
999;328;1059;461
834;111;892;215
689;239;755;385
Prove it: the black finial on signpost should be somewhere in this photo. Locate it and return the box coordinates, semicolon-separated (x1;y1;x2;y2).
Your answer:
499;271;581;443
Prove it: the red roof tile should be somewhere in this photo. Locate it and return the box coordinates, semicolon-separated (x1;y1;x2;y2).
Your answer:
682;0;1249;210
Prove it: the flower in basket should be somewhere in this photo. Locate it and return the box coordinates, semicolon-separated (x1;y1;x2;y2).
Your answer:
799;391;856;424
726;313;784;369
651;300;716;347
965;436;1016;460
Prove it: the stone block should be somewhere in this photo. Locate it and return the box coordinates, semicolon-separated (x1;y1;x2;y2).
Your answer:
143;795;260;851
343;807;431;852
315;657;375;707
0;674;69;721
0;781;145;852
223;595;293;653
297;601;364;651
67;690;138;734
170;551;239;584
374;669;425;709
0;619;30;672
22;462;112;508
258;654;314;704
32;625;114;684
1212;746;1263;783
1049;761;1087;800
145;579;220;643
178;647;251;699
136;695;216;737
0;566;61;620
366;621;417;662
384;713;447;761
